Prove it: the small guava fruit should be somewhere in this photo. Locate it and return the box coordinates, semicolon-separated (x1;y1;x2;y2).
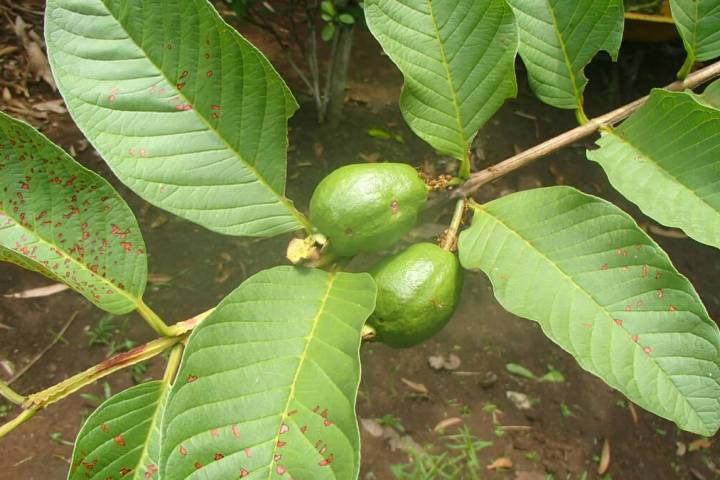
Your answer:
308;163;427;257
367;242;463;348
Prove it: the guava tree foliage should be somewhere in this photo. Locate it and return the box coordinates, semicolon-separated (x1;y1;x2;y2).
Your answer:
0;0;719;479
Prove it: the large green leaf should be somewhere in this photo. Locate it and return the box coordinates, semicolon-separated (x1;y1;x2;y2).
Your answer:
671;0;720;75
702;78;720;108
364;0;518;176
45;0;307;237
68;381;168;480
507;0;624;112
458;187;720;436
0;111;146;314
588;89;720;250
161;266;376;479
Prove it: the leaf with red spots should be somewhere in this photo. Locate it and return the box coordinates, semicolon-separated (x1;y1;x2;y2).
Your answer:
68;381;169;480
160;267;377;479
45;0;308;238
458;187;720;436
588;90;720;251
0;111;147;314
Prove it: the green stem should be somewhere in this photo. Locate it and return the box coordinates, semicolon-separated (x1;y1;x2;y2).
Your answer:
0;406;39;439
0;382;25;405
575;107;589;125
137;299;173;337
25;335;181;410
441;198;467;252
162;344;184;384
678;54;695;80
459;152;471;180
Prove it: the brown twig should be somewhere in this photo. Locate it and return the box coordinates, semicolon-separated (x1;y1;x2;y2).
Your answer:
457;60;720;198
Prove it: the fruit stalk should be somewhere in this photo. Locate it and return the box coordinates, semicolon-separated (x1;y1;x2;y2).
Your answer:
441;198;467;252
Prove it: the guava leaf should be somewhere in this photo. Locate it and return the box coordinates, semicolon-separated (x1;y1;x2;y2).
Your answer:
671;0;720;66
364;0;517;175
0;111;146;314
45;0;306;238
458;187;720;436
588;89;720;250
701;78;720;108
506;0;624;111
68;381;168;480
161;266;376;479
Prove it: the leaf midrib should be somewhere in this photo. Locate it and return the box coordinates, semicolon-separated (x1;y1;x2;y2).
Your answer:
426;0;468;160
265;272;337;480
133;384;168;480
0;207;139;307
543;0;583;107
473;204;707;428
68;1;305;230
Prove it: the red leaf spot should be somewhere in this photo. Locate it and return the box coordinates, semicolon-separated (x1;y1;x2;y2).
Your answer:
120;242;132;253
140;148;147;157
239;468;249;477
277;440;286;448
624;305;632;312
319;454;334;466
324;419;333;427
656;289;664;299
320;408;328;418
65;175;77;187
144;464;158;478
176;104;192;111
114;435;126;447
244;448;252;458
176;82;186;90
631;335;639;343
179;446;187;456
279;423;289;434
49;177;62;184
614;319;623;326
186;374;198;383
276;465;286;475
207;70;214;77
180;70;189;79
641;264;649;278
274;454;282;462
214;453;224;461
120;467;132;476
232;424;241;438
601;263;609;270
100;423;109;433
644;346;652;353
211;104;221;110
655;271;663;279
194;462;202;470
669;305;678;312
300;425;307;433
211;428;220;437
20;182;29;190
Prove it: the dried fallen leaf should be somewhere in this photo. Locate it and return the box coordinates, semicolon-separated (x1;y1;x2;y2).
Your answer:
4;283;69;299
506;391;531;410
428;355;445;371
358;152;380;163
688;438;713;452
147;273;173;285
487;457;513;470
444;353;461;370
644;223;688;239
433;417;462;432
598;438;611;475
628;401;639;424
676;441;687;457
359;418;384;438
313;142;324;158
401;377;429;395
32;99;66;114
13;17;56;90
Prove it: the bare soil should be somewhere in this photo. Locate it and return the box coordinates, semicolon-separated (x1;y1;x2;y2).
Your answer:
0;3;719;479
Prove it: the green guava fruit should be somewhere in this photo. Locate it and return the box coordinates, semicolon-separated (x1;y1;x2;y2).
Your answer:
367;242;463;348
309;163;427;257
